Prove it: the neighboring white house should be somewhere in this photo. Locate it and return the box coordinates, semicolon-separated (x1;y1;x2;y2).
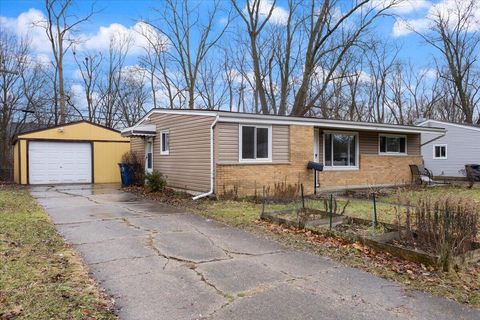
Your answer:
419;119;480;178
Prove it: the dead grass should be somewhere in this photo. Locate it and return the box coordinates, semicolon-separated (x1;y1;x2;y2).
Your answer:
0;186;116;319
256;222;480;307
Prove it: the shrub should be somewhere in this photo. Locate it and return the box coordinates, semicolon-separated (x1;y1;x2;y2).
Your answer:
263;179;300;203
120;151;144;185
322;195;349;215
145;170;166;192
397;191;479;270
220;184;239;200
121;151;141;165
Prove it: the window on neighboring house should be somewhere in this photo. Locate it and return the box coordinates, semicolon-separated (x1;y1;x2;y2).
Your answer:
379;134;407;154
324;132;358;168
160;130;169;155
240;125;271;162
433;144;447;159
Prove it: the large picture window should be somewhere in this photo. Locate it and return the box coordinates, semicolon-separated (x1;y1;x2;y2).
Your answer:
324;132;358;168
240;125;271;162
379;134;406;154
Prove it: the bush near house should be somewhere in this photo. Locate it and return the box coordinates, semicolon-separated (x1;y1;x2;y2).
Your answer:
145;170;167;192
120;151;144;185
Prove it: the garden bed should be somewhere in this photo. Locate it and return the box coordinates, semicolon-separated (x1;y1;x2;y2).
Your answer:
261;206;480;269
260;207;345;229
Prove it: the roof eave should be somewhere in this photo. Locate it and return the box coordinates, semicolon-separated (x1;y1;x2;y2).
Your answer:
217;115;446;134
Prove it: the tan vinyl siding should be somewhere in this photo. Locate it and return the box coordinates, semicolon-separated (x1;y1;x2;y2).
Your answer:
130;137;145;158
272;125;289;162
407;134;421;155
145;113;215;192
359;131;378;154
216;122;238;163
215;122;289;164
317;130;421;161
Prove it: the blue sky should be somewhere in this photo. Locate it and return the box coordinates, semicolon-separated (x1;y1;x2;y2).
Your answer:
2;0;471;99
0;0;441;67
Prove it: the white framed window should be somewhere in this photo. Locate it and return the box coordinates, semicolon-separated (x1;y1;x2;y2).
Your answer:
239;124;272;163
379;134;407;155
160;130;169;155
323;131;359;170
433;144;447;159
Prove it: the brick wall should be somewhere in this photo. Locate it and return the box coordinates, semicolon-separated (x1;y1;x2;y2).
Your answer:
216;125;315;196
216;125;422;197
317;154;422;190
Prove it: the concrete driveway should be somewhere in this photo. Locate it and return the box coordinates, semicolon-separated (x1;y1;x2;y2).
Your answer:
30;184;478;320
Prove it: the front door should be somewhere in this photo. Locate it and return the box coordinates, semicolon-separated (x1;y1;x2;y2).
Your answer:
145;138;153;174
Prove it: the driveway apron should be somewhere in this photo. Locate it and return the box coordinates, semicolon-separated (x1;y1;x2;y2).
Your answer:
30;184;479;320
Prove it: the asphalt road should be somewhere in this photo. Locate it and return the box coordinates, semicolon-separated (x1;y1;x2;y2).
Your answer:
30;184;479;320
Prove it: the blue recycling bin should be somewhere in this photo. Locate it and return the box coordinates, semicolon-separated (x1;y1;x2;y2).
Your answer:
118;163;133;187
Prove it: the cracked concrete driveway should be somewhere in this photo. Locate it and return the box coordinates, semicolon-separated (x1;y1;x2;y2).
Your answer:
30;184;478;320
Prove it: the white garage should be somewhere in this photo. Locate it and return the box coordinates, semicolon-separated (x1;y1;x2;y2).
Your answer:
28;141;92;184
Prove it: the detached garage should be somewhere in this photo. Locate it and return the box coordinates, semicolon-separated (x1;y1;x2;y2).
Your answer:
13;121;130;185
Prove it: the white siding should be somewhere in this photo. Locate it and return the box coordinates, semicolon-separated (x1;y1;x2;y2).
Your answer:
420;120;480;177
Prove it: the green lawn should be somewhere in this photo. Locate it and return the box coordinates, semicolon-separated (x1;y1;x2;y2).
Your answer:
260;198;400;225
194;199;261;226
381;184;480;203
194;185;480;227
0;187;116;319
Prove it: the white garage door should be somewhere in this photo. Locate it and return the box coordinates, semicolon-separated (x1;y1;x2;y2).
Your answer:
29;141;92;184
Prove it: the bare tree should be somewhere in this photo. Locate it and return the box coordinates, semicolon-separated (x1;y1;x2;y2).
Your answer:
364;40;400;123
291;0;400;116
231;0;277;114
0;31;51;177
417;0;480;124
139;24;180;109
97;34;131;128
73;49;103;122
117;67;149;126
196;56;229;110
40;0;95;124
0;32;27;173
145;0;230;110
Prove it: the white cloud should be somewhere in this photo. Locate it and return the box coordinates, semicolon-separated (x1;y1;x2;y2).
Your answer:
122;64;148;82
393;17;430;36
1;9;165;57
419;68;437;79
33;53;51;66
247;0;289;26
392;0;480;37
0;8;51;53
358;70;373;84
81;21;163;55
393;0;431;14
70;83;88;111
373;0;431;14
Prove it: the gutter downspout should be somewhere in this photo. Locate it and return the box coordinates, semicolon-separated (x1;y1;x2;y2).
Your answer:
193;115;219;200
420;131;447;147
